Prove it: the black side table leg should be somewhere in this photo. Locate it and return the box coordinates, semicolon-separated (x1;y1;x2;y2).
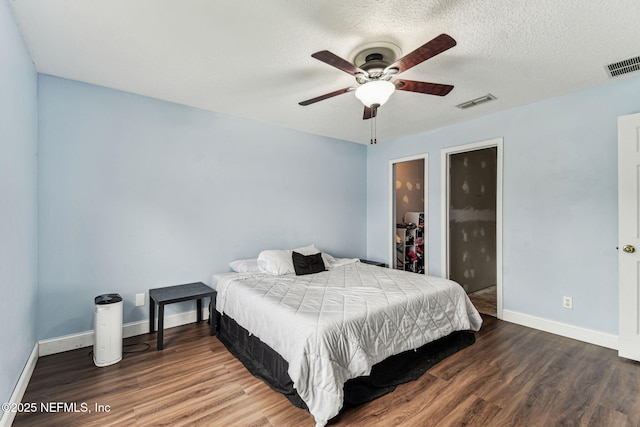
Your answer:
157;303;164;350
196;298;202;323
149;296;155;334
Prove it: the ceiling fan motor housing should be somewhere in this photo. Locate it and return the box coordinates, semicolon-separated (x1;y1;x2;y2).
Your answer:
361;53;389;75
353;45;400;83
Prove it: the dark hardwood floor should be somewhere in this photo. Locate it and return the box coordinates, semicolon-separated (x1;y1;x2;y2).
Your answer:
14;315;640;426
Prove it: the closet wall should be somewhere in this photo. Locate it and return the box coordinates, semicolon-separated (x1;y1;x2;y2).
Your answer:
395;159;424;223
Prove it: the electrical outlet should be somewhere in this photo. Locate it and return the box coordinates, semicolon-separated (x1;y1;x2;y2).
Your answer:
135;293;145;307
563;296;573;309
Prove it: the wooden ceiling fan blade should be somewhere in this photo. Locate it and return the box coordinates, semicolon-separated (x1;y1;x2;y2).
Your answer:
363;106;378;120
311;50;366;76
386;34;456;74
395;79;454;96
298;87;353;106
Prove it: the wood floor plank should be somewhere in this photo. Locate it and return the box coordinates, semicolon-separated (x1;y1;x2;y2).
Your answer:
335;373;452;426
14;315;640;426
597;359;640;424
435;394;502;427
584;405;630;427
133;380;247;426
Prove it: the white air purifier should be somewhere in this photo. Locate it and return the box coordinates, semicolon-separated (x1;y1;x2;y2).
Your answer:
93;293;123;367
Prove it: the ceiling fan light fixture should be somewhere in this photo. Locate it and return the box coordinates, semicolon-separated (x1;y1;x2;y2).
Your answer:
355;80;395;107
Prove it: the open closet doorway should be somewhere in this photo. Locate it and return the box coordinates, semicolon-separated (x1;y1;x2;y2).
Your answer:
389;154;428;274
441;138;503;318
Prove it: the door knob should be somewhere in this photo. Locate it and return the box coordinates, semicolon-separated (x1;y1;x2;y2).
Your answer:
623;245;636;253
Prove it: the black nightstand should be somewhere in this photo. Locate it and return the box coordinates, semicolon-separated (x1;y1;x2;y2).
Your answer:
149;282;216;350
359;259;387;268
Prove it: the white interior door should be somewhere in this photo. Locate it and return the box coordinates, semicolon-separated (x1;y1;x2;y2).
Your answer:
618;111;640;361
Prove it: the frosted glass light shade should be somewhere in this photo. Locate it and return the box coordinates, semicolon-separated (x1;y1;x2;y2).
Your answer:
355;80;395;107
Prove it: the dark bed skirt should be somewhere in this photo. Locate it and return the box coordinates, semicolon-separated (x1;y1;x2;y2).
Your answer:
216;313;476;412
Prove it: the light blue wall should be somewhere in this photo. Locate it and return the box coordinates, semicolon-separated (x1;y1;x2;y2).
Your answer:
0;0;38;411
37;75;367;339
367;76;640;335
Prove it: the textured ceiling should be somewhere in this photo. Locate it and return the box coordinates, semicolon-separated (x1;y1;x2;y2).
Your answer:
9;0;640;144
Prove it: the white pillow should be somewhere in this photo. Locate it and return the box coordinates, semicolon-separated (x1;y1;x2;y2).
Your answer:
229;258;261;273
257;244;319;275
293;244;321;256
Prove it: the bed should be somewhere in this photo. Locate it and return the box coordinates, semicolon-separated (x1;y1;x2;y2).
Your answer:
212;246;482;426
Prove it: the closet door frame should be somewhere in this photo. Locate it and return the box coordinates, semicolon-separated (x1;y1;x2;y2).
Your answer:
441;138;503;319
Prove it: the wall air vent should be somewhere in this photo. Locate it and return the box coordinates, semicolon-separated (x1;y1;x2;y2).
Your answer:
605;56;640;78
455;94;496;110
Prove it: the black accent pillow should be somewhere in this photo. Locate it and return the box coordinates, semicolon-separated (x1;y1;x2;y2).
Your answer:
292;251;326;276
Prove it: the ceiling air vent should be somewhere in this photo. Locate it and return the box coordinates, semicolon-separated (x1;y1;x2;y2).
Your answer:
605;56;640;78
455;94;496;110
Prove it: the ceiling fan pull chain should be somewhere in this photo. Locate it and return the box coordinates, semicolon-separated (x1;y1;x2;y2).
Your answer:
370;111;374;144
369;106;379;144
373;108;377;144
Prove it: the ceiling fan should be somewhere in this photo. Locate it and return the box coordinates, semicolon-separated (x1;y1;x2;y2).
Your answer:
299;34;456;121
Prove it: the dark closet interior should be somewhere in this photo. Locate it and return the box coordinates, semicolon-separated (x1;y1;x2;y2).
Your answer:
449;147;497;295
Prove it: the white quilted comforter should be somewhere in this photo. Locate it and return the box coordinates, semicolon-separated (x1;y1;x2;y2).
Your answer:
215;260;482;426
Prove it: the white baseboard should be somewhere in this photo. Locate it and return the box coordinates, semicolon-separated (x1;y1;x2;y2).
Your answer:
502;309;618;350
38;308;209;357
0;343;39;427
37;308;617;356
